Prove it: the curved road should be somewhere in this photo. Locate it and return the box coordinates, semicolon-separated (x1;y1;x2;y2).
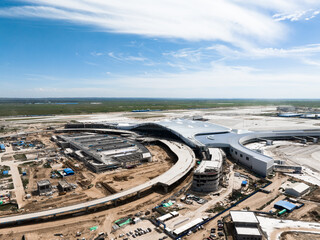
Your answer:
0;140;195;225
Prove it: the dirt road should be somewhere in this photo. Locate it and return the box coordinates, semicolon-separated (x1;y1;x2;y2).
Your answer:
0;147;25;208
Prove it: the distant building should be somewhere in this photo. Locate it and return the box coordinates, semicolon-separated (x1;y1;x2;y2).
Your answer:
230;211;262;240
277;113;302;118
300;113;320;119
37;179;52;195
277;106;296;112
284;182;310;197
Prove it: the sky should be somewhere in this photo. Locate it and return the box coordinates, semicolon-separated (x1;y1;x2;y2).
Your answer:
1;0;320;98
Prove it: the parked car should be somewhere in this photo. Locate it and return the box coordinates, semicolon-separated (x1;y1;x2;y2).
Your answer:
218;232;224;237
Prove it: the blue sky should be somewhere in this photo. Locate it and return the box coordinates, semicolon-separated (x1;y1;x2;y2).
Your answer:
1;0;320;98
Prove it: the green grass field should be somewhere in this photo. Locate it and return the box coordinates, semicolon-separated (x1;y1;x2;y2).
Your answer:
0;98;320;117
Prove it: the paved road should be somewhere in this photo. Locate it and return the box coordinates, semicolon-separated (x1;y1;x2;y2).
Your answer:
0;146;25;208
0;140;195;225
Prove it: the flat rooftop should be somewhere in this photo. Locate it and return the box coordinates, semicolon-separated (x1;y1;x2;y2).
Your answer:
37;180;51;186
194;160;221;174
173;217;203;235
230;211;259;224
285;182;309;193
209;148;222;161
235;227;261;236
58;180;70;188
59;133;150;166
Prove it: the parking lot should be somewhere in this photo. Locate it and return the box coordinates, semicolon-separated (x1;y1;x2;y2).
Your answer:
110;220;168;240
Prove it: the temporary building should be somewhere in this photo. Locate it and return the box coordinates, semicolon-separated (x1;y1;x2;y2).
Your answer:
274;200;296;212
173;218;203;236
63;168;74;176
0;144;5;151
241;180;248;186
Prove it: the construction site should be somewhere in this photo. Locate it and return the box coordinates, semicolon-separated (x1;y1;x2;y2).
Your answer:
0;127;178;218
55;133;152;172
0;106;319;240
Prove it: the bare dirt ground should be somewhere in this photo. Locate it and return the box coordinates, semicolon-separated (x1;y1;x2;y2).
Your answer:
303;186;320;202
0;169;194;240
0;216;105;240
92;144;173;192
21;143;173;212
280;231;320;240
294;205;320;222
237;174;286;212
0;125;175;212
0;139;181;239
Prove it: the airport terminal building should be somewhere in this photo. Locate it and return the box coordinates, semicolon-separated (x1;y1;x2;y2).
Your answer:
122;119;274;177
65;118;320;177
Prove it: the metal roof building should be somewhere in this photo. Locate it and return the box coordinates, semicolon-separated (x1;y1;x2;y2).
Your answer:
63;168;74;176
230;211;262;240
277;113;302;117
128;119;231;148
274;200;297;212
284;182;310;197
230;211;259;226
173;218;203;236
235;227;262;240
111;120;320;177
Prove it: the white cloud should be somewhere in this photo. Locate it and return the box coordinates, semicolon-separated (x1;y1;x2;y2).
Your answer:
91;51;104;56
108;52;147;62
273;9;320;21
250;44;320;58
0;0;288;47
9;64;320;98
2;1;320;98
234;0;320;12
165;43;320;66
163;48;204;62
108;64;320;98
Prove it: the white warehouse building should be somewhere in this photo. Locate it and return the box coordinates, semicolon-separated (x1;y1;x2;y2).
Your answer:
284;182;310;197
230;211;262;240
